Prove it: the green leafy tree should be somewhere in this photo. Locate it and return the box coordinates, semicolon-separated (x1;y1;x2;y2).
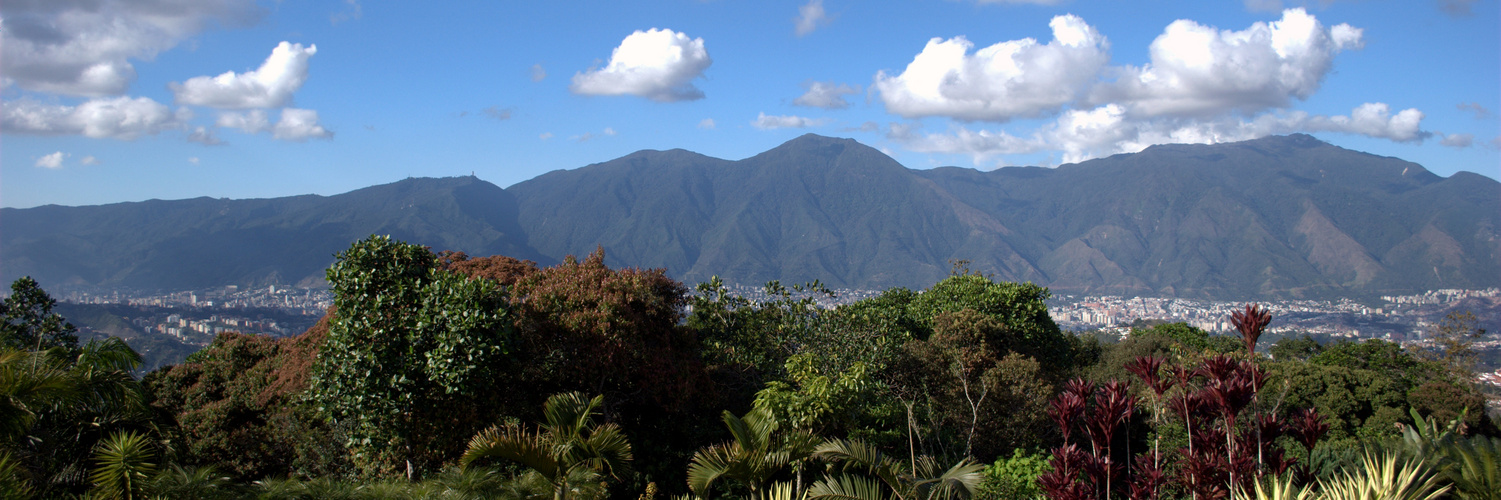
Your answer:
310;235;515;479
461;392;633;500
906;275;1069;372
754;353;879;439
1;276;78;351
1269;335;1324;362
977;449;1050;500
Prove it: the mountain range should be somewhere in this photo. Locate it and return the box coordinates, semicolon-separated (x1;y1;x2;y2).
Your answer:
3;134;1496;300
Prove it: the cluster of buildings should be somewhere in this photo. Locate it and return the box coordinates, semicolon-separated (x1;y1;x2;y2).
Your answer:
1047;288;1499;341
65;285;332;315
138;313;291;344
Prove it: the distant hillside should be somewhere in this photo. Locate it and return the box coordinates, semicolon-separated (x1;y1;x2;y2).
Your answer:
510;134;1500;299
1;176;544;290
3;134;1496;300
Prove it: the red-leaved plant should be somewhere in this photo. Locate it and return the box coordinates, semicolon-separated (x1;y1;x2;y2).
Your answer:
1041;305;1330;500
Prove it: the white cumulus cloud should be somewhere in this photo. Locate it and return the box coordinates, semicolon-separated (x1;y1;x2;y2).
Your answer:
1095;8;1364;118
272;109;332;141
874;15;1110;122
794;0;829;37
794;81;860;109
2;96;186;139
171;42;318;109
80;155;101;165
890;101;1432;165
698;118;717;129
571;29;712;102
216;110;271;133
1301;102;1425;142
0;0;263;96
752;113;831;130
35;152;67;169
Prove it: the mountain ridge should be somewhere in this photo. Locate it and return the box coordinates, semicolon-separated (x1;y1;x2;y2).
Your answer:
3;134;1496;300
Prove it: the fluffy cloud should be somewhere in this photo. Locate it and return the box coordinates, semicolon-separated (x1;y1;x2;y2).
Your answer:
794;0;829;37
875;15;1110;122
1301;103;1425;142
35;152;67;169
1096;8;1363;118
215;108;330;141
794;82;860;109
272;109;333;141
531;64;547;82
1;0;263;96
81;155;101;165
2;97;186;139
698;118;717;129
1441;133;1474;148
171;42;318;109
571;29;712;102
216;110;271;133
752;113;831;130
891;102;1430;164
888;123;1041;163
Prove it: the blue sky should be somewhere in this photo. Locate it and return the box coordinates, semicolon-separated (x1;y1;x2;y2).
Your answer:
3;0;1497;208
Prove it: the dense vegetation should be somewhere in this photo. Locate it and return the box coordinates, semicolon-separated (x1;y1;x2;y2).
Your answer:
1;235;1496;499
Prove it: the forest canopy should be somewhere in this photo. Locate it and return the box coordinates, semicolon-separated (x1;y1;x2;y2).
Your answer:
2;235;1495;499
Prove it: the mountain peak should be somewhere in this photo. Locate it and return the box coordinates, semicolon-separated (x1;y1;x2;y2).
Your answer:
750;134;886;164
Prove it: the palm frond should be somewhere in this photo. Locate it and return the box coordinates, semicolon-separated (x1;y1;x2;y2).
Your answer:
807;474;889;500
577;422;634;479
89;430;157;500
544;392;602;438
150;464;238;500
687;442;744;497
1445;436;1501;500
461;423;561;479
75;337;142;374
909;459;983;500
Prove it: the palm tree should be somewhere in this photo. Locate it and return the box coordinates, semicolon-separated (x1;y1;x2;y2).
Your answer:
686;407;822;500
0;348;78;442
461;392;633;500
807;439;982;500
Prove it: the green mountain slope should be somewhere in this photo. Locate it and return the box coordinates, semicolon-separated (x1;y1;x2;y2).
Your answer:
1;176;544;290
2;134;1495;300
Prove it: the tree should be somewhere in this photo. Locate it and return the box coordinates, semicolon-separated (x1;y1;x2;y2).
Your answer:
906;275;1069;372
461;392;633;500
1423;310;1487;380
310;235;515;479
6;337;153;497
1;276;78;351
686;407;822;500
